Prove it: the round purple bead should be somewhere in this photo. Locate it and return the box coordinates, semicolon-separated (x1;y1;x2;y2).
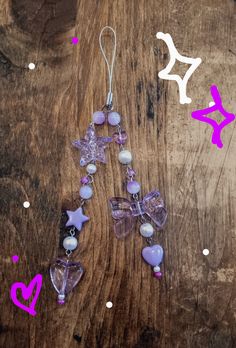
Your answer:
127;180;140;194
93;111;105;125
153;271;162;279
108;112;121;126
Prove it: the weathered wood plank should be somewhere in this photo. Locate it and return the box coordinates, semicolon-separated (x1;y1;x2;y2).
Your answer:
0;0;235;347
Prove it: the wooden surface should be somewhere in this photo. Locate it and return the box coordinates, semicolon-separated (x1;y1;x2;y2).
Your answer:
0;0;236;347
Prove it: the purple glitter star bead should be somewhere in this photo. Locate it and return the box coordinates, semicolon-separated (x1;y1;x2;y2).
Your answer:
72;125;112;166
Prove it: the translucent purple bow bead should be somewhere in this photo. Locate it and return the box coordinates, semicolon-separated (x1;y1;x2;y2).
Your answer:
109;190;167;239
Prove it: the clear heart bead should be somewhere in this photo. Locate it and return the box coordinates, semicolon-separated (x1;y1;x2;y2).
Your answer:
50;259;84;304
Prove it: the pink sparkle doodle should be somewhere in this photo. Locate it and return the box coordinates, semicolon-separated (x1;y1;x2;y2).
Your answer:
12;255;19;263
10;274;42;316
192;85;235;149
71;37;79;45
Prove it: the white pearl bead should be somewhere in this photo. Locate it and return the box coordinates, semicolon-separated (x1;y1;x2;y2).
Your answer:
86;163;97;174
139;223;154;237
153;265;160;272
118;150;132;164
80;185;93;199
63;236;78;250
58;294;65;300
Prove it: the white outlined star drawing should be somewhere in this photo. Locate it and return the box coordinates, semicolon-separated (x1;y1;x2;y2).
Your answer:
156;32;202;104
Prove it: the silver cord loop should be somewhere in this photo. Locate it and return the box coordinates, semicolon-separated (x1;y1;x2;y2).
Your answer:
99;26;117;108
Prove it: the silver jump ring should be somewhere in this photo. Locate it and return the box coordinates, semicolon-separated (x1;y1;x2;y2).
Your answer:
87;174;94;185
69;227;76;236
146;237;153;246
132;193;139;201
66;249;72;257
101;103;113;112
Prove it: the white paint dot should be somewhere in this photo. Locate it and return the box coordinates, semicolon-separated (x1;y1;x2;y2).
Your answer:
28;63;35;70
203;249;209;256
106;301;113;309
209;101;215;107
23;201;30;208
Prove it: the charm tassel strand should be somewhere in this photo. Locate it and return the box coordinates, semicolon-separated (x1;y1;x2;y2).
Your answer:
97;27;168;278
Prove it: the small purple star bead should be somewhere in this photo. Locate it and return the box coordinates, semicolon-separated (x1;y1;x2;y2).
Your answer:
72;125;112;166
66;207;89;231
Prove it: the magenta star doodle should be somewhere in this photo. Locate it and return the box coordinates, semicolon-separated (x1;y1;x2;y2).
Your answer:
72;125;112;166
192;85;235;149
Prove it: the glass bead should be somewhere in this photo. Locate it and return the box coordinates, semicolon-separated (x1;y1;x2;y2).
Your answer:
108;112;121;126
93;111;105;125
127;180;140;194
113;130;128;145
80;185;93;199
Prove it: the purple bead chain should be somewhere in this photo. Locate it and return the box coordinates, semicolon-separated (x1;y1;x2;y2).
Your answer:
110;112;165;279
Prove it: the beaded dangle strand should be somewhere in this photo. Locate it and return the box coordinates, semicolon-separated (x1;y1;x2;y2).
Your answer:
49;120;112;304
49;27;168;305
49;28;115;304
99;28;168;278
95;27;167;278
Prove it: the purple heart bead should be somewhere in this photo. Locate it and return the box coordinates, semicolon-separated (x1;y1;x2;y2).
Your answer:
142;245;164;266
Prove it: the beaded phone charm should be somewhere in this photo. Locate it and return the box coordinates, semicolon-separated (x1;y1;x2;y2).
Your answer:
50;27;167;305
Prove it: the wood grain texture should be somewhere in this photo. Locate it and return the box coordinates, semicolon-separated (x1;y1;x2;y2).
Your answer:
0;0;236;347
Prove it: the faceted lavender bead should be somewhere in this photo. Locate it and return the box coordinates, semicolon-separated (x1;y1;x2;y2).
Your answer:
127;180;141;194
113;130;127;145
80;176;89;184
93;111;105;125
127;167;136;177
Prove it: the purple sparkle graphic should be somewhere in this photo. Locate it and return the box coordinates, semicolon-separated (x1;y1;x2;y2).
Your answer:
192;85;235;149
71;37;79;45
